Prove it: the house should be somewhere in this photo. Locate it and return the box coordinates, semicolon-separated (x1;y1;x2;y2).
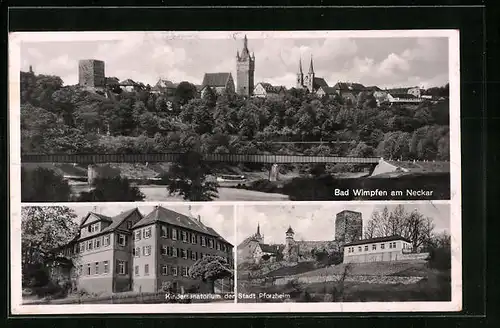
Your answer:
200;72;235;98
316;86;337;98
388;86;422;98
253;82;286;99
387;93;423;105
119;79;139;92
331;82;366;104
343;235;413;263
150;78;178;96
57;206;234;294
237;224;282;264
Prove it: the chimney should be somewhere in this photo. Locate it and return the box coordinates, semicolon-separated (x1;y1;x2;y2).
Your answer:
197;215;202;223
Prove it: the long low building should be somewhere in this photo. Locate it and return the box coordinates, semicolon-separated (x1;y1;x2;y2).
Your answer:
343;235;414;263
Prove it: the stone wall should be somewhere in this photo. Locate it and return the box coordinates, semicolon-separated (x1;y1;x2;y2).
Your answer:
274;274;423;286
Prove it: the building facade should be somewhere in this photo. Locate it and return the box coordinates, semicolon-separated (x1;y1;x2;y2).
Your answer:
343;235;413;263
236;35;255;97
78;59;105;87
335;210;363;244
200;73;235;98
253;82;286;99
60;206;234;294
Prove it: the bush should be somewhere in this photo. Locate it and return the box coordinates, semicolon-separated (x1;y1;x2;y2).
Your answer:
21;167;72;202
428;246;451;270
77;176;145;201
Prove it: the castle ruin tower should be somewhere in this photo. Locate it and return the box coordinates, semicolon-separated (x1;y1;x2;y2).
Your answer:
296;57;304;88
79;59;105;87
236;35;255;97
335;210;363;244
305;55;315;93
284;226;297;262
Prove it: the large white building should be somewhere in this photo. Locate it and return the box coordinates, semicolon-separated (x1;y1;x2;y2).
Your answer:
343;235;413;263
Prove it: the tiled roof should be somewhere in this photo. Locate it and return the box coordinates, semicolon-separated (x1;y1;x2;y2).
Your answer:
333;82;366;91
119;79;137;86
343;235;411;247
133;206;232;245
256;82;283;94
202;73;232;87
259;243;280;254
77;208;141;241
286;226;294;234
365;85;381;91
318;86;337;94
313;77;329;90
80;212;113;226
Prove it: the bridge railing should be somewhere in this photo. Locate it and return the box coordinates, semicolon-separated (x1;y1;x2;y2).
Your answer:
21;153;381;164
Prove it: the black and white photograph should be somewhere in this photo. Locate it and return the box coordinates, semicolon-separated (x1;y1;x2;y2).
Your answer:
236;202;457;305
14;30;457;202
19;203;235;306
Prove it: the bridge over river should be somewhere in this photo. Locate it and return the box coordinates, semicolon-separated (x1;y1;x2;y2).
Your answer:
21;153;381;165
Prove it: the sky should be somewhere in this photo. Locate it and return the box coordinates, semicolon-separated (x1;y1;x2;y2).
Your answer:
237;202;450;245
18;31;450;89
67;204;235;246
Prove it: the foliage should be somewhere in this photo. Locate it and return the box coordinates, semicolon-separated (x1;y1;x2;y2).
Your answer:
21;168;72;202
161;151;219;201
363;205;435;249
426;232;451;270
21;206;79;286
189;255;233;293
77;176;145;201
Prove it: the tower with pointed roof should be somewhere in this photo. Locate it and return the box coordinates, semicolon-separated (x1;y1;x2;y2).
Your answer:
304;56;315;93
236;35;255;97
296;58;304;88
283;226;298;262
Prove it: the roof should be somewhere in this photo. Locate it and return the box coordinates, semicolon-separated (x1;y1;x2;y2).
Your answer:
119;79;137;86
133;206;232;245
344;235;411;247
80;212;113;226
333;82;366;91
390;93;418;99
286;226;294;234
336;210;362;216
259;243;280;254
387;87;419;94
365;86;381;91
256;82;283;94
313;77;329;90
318;86;337;95
202;73;232;87
77;208;141;241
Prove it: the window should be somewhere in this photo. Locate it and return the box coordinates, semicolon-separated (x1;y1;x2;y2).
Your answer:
135;265;139;276
103;235;110;246
182;231;187;242
181;249;187;259
127;221;133;229
95;238;101;249
144;264;149;276
143;245;151;256
358;246;362;252
95;262;99;275
392;242;397;248
144;227;152;239
172;228;178;240
173;248;178;257
135;230;142;241
191;234;196;244
117;260;127;275
216;242;220;251
87;240;93;251
104;261;109;274
181;267;188;277
161;226;168;238
209;239;214;248
133;247;140;257
167;246;173;256
117;234;126;246
172;267;178;276
364;245;368;251
191;251;197;261
161;245;167;255
372;244;377;251
201;236;206;247
161;265;168;275
86;264;91;275
79;243;85;253
200;252;203;259
381;243;385;249
89;223;99;233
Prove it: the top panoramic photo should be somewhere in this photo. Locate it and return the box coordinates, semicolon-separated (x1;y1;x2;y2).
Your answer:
11;30;459;203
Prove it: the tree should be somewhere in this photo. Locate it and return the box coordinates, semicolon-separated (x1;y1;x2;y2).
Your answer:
161;151;219;201
21;206;79;286
21;168;72;202
201;86;217;108
189;255;233;293
77;176;145;201
365;205;435;249
175;81;197;105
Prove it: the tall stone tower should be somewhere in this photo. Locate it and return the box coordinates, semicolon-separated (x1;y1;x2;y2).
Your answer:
296;58;304;88
79;59;105;87
303;56;315;93
283;226;298;262
254;223;263;243
236;35;255;97
335;210;363;244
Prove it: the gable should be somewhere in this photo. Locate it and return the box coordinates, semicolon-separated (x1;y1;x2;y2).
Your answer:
116;209;143;231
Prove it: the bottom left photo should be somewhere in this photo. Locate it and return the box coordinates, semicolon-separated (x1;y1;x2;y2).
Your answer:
20;203;236;305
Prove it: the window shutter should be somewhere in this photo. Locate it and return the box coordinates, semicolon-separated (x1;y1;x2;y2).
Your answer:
125;261;129;275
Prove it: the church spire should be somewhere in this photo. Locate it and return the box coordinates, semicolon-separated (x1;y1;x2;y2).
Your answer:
257;222;260;235
240;34;250;58
299;57;303;74
308;55;314;74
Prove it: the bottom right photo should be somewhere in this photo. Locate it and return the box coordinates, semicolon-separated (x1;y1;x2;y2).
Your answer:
236;202;452;303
